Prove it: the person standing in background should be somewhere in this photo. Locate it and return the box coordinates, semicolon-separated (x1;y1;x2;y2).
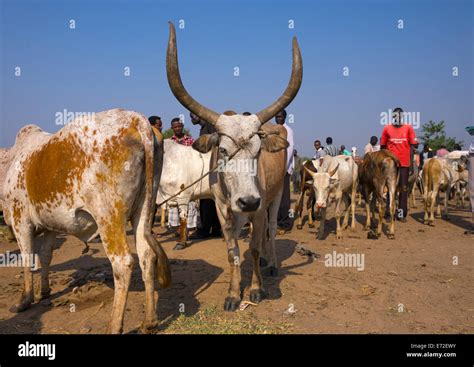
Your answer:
324;137;337;157
364;136;380;155
292;149;302;193
276;109;294;233
313;140;326;159
148;115;163;132
189;112;222;239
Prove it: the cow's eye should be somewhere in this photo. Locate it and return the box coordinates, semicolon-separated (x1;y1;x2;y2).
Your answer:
219;147;228;156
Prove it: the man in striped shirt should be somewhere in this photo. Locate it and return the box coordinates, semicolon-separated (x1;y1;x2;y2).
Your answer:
324;137;338;157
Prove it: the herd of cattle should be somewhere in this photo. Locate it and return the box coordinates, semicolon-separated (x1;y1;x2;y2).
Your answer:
294;149;469;239
0;23;470;333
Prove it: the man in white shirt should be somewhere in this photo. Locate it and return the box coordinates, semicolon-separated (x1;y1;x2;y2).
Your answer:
313;140;326;159
275;109;294;232
364;136;380;155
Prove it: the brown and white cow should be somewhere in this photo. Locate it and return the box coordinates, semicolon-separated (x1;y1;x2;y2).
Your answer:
358;150;399;239
166;22;300;311
1;109;170;333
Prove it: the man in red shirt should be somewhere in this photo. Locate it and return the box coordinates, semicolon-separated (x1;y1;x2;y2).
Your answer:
380;107;418;221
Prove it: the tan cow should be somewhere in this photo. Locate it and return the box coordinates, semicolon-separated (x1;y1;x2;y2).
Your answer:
422;157;454;225
358;150;399;239
1;109;170;333
166;22;300;310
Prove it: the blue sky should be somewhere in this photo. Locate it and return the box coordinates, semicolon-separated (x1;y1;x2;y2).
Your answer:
1;0;472;156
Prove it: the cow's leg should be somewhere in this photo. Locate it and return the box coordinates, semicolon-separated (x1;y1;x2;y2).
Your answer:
174;204;188;250
317;207;326;240
370;193;377;231
410;185;417;208
350;184;357;230
10;222;35;313
131;213;158;332
436;193;441;218
266;194;282;277
376;191;385;238
423;181;430;224
249;212;267;303
295;189;305;229
364;191;371;230
335;195;344;239
388;184;396;239
444;185;451;220
215;205;242;312
341;194;350;230
97;212;133;334
160;206;166;227
429;185;439;225
37;231;57;300
307;190;315;228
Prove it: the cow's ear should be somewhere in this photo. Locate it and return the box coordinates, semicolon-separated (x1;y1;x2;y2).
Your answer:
192;133;219;153
261;134;289;152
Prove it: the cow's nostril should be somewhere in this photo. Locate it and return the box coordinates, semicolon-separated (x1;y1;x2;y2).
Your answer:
236;196;261;212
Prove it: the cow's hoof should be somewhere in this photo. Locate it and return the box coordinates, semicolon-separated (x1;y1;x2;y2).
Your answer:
296;225;303;230
367;231;378;240
336;233;343;240
364;226;370;231
308;224;315;228
39;290;51;301
269;266;278;277
387;233;395;240
9;301;32;313
316;234;324;240
249;289;267;304
259;257;268;268
223;297;241;312
263;266;278;277
428;222;435;227
173;242;187;251
423;220;428;225
140;320;159;334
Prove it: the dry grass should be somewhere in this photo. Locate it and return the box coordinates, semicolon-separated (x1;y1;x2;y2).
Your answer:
163;306;293;334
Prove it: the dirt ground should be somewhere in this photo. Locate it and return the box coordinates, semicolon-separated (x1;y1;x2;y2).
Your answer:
0;193;472;334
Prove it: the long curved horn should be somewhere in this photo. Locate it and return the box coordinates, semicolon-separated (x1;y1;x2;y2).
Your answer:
256;37;303;124
328;163;339;177
304;166;317;178
166;22;220;125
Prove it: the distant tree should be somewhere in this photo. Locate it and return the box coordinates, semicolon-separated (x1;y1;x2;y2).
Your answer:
420;121;463;151
162;128;192;140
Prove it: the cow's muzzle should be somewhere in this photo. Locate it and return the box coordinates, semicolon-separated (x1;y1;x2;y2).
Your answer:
237;196;261;212
316;201;326;209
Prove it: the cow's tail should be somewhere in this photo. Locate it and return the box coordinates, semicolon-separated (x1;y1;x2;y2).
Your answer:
136;117;171;288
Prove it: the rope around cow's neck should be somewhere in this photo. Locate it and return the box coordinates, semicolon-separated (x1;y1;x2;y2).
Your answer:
156;130;286;208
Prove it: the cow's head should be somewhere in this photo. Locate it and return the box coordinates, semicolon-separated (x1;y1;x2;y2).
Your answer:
304;164;339;209
166;22;302;213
